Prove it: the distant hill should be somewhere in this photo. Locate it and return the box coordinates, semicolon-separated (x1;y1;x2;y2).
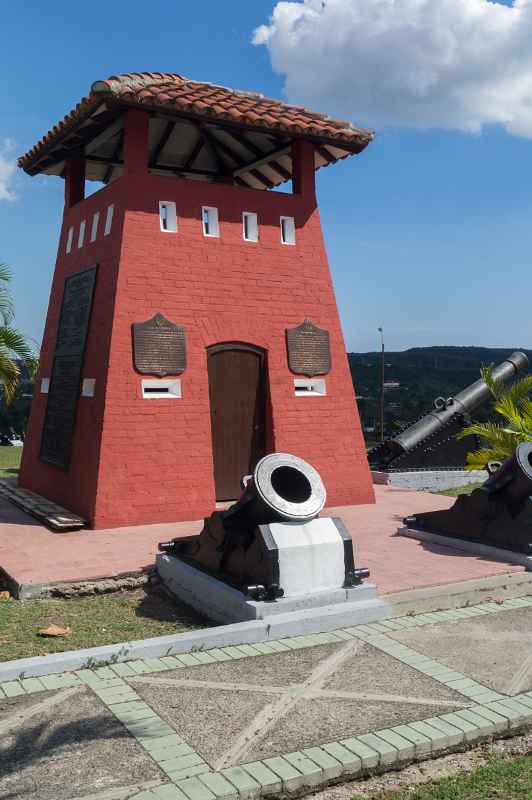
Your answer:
348;346;532;435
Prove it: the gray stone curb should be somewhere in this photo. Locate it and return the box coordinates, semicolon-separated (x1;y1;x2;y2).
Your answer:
401;527;532;571
2;595;532;685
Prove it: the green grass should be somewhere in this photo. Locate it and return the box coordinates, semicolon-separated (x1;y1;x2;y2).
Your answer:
437;482;484;497
0;445;22;477
352;754;532;800
0;588;208;662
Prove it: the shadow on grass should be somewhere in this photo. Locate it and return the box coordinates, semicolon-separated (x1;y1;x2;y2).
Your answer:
134;586;212;629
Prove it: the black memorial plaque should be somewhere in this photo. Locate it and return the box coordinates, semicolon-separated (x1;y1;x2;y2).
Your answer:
132;314;186;376
286;319;331;377
40;266;98;469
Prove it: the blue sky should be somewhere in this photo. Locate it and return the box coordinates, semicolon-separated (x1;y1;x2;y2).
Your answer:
1;0;531;353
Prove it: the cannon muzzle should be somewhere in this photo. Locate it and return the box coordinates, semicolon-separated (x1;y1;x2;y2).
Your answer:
224;452;326;530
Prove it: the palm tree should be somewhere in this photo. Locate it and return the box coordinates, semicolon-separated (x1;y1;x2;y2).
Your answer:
457;365;532;470
0;263;36;406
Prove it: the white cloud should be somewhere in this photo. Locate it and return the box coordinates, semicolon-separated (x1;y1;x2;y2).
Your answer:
253;0;532;137
0;139;17;201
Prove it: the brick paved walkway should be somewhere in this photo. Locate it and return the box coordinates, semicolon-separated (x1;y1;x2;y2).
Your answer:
1;597;532;800
0;486;523;596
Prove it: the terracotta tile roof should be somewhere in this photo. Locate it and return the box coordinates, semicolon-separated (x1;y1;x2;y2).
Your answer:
18;72;374;173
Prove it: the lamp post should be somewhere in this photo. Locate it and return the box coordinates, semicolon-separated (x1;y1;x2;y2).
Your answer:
378;327;384;442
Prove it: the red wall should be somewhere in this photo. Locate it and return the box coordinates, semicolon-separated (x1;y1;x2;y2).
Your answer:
20;138;375;528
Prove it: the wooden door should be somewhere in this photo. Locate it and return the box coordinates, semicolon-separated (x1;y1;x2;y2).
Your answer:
208;345;265;500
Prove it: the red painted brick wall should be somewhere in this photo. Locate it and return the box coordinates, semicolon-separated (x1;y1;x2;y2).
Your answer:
20;133;374;528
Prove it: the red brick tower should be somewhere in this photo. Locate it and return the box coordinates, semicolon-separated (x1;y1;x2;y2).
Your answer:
18;73;375;529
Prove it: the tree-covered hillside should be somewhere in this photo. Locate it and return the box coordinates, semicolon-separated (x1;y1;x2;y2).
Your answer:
349;346;532;437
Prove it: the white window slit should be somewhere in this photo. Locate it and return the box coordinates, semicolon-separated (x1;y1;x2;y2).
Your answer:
90;212;100;242
77;220;86;249
243;212;258;242
66;227;74;254
280;216;296;245
104;204;114;236
202;206;219;237
159;201;177;232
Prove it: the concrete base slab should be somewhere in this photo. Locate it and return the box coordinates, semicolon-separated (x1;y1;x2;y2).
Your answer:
389;607;532;697
156;554;391;628
384;570;532;617
400;527;532;571
372;470;486;492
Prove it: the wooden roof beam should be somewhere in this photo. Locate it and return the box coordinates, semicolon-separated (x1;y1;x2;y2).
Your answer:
149;121;176;168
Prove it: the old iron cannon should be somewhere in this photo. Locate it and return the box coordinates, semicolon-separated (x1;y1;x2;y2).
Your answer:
160;452;369;599
369;351;529;471
405;442;532;555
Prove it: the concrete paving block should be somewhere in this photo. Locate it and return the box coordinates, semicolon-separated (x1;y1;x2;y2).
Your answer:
0;680;24;697
357;733;398;766
514;694;532;711
440;713;479;742
199;772;238;800
160;656;185;670
142;658;171;672
262;640;291;653
20;677;46;694
130;791;157;800
302;747;343;780
321;742;362;775
390;725;431;757
143;734;185;752
115;708;160;724
445;678;484;694
491;698;532;726
129;660;159;674
110;700;154;715
332;630;356;641
283;752;323;786
422;717;464;748
219;648;248;660
469;705;509;734
160;754;206;777
94;666;117;679
168;765;211;782
75;670;124;688
261;757;305;792
152;786;190;800
95;687;139;704
40;672;80;690
376;729;416;761
221;766;261;799
340;737;379;769
466;690;504;704
109;661;142;678
204;648;233;662
247;642;278;656
176;776;215;800
408;721;447;751
433;671;467;683
151;745;196;764
129;720;175;738
241;761;283;795
189;652;218;665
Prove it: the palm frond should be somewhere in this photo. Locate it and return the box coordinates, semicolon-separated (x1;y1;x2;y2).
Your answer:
0;264;15;325
465;448;506;471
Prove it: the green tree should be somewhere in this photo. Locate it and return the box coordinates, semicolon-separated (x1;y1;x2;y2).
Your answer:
457;366;532;470
0;263;37;406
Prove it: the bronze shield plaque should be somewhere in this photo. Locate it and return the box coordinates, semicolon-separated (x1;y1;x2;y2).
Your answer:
286;319;331;376
133;314;186;376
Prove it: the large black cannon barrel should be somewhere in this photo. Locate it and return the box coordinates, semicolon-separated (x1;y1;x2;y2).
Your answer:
392;351;528;454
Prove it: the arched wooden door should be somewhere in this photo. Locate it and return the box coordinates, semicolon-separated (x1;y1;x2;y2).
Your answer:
207;344;266;501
